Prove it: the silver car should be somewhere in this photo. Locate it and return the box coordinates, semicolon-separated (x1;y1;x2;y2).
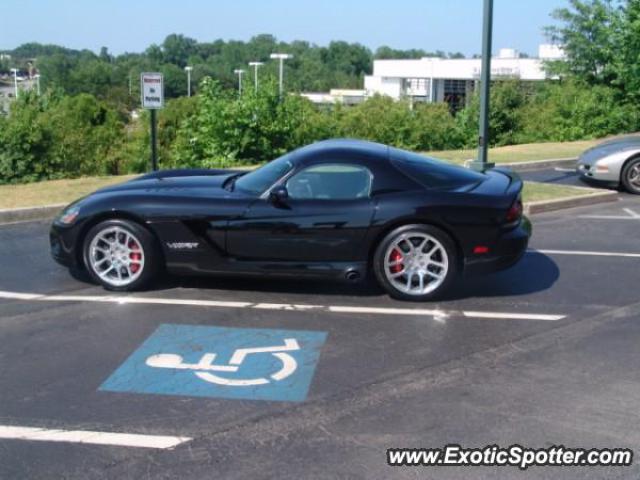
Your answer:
577;135;640;194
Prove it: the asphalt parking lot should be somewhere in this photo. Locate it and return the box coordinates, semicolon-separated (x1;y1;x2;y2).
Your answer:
520;166;613;190
1;194;640;479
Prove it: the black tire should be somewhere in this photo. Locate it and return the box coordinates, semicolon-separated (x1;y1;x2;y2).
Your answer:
621;157;640;195
82;219;161;291
373;224;459;301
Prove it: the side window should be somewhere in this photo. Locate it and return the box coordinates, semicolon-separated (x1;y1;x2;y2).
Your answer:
286;164;372;200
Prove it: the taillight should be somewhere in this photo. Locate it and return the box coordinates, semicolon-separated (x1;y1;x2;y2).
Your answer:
505;197;523;223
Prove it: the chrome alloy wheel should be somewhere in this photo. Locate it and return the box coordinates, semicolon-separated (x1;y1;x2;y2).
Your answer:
383;232;449;296
628;163;640;188
88;226;145;287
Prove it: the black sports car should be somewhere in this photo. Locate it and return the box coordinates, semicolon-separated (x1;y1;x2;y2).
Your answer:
50;139;531;301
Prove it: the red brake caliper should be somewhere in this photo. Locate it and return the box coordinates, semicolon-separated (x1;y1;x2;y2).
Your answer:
129;240;141;273
389;248;404;274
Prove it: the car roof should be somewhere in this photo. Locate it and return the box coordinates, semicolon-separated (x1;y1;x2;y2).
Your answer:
294;139;390;163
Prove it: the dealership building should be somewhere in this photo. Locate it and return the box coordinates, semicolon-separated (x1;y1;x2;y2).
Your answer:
302;44;565;109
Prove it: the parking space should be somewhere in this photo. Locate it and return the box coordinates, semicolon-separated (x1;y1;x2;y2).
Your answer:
520;167;589;188
1;196;640;479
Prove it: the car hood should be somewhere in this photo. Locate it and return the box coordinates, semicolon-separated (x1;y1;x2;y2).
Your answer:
593;134;640;149
580;135;640;164
94;173;237;198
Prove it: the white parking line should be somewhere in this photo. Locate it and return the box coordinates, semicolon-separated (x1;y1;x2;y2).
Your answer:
461;311;565;321
328;306;445;316
578;215;639;220
0;425;191;449
0;289;565;322
579;208;640;220
536;249;640;259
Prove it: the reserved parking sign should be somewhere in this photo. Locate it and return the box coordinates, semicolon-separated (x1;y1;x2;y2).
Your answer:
140;72;164;109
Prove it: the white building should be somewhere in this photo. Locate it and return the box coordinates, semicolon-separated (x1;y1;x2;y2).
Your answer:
301;44;565;109
301;89;367;106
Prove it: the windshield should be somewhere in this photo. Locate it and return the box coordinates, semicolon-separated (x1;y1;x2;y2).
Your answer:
234;154;294;195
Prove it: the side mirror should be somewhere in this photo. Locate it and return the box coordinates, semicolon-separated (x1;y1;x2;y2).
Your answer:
269;185;289;204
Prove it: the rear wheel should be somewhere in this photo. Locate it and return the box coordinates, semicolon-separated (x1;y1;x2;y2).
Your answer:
83;219;160;291
373;224;458;301
621;158;640;194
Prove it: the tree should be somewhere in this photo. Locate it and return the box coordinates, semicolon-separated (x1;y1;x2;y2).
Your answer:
172;77;334;168
612;0;640;100
375;46;430;59
8;35;380;98
323;41;372;77
162;34;197;67
544;0;620;84
99;46;112;63
161;63;188;98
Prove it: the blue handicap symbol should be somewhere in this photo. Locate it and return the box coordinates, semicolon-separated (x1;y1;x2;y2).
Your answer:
100;324;327;402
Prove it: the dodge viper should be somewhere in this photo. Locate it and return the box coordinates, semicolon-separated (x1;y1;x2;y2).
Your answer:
50;139;531;301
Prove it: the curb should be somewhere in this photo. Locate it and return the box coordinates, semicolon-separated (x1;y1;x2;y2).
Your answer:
502;158;577;173
0;204;66;225
525;190;618;215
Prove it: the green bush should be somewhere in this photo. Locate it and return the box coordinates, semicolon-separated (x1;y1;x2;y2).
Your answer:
0;91;127;183
171;85;464;166
455;80;529;148
43;93;126;176
410;102;465;150
337;95;416;148
516;80;640;143
0;92;53;183
171;77;331;167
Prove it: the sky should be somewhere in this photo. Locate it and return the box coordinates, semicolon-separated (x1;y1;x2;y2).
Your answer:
1;0;565;57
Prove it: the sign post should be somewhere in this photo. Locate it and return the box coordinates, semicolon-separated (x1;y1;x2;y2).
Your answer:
140;73;164;171
470;0;496;173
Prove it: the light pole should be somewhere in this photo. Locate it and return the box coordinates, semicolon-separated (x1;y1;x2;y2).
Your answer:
10;68;19;99
184;66;193;97
248;61;264;93
34;74;41;95
234;69;245;98
470;0;495;172
270;53;293;98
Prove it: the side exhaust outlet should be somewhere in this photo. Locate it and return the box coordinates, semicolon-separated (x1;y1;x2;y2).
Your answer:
345;270;361;282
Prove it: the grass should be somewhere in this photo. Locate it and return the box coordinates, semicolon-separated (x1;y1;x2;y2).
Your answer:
0;174;600;210
0;175;136;209
521;181;599;203
427;139;600;165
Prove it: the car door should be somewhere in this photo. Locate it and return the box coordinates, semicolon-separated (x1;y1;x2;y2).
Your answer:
226;163;375;262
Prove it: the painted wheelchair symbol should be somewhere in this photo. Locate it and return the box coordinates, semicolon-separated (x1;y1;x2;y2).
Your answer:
145;338;300;387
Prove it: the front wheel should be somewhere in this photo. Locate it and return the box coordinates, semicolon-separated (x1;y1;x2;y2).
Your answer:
621;158;640;195
83;219;160;291
373;224;458;301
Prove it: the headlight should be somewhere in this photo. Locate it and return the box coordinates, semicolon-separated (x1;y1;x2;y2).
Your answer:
57;206;80;225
